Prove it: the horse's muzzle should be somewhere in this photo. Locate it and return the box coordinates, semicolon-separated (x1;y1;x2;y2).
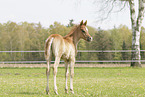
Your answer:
87;37;93;42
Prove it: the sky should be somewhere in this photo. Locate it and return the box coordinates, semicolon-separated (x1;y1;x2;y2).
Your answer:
0;0;145;30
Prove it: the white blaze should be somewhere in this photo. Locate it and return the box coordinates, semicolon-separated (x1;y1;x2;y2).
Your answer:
85;27;88;32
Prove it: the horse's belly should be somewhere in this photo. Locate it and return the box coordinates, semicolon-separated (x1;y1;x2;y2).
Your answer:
61;51;75;61
61;43;75;60
61;53;70;60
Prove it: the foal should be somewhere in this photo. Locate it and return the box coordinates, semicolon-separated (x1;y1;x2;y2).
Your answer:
45;20;92;95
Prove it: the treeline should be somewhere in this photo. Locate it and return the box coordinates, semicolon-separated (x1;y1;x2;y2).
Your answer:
0;21;145;63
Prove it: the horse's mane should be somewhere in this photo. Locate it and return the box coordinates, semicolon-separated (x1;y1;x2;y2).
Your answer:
64;25;80;38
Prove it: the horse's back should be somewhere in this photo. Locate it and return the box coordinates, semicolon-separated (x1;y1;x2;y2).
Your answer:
47;34;75;60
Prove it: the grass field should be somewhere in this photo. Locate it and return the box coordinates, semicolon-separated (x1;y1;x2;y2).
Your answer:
0;67;145;97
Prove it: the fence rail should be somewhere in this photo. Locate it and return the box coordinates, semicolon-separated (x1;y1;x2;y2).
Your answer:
0;50;145;64
1;50;145;53
0;60;145;64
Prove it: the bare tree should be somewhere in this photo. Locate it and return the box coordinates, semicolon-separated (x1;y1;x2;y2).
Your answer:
96;0;145;67
129;0;145;67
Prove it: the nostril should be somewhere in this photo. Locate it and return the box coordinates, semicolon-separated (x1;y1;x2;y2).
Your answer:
90;37;93;41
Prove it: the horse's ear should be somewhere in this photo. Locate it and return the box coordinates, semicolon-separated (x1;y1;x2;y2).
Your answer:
84;20;87;26
80;20;83;25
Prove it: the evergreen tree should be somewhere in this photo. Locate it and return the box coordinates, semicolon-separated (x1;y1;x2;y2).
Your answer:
67;19;74;27
122;41;128;60
92;28;112;64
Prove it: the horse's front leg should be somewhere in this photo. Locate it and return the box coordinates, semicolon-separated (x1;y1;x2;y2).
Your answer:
70;60;75;94
65;61;69;93
53;57;60;95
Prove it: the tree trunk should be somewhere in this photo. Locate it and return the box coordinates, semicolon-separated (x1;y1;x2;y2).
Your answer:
130;0;145;67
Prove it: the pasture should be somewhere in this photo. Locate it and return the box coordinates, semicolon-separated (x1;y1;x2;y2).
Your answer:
0;67;145;97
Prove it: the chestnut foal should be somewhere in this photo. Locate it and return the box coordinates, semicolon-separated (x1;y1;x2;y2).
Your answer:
45;20;92;95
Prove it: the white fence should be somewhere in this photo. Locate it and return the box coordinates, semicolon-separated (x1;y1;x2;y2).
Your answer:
0;50;145;64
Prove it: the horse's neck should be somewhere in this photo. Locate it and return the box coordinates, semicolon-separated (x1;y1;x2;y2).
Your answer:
65;30;80;54
71;31;80;54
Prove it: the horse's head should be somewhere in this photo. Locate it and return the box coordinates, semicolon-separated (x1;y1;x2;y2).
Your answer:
79;20;93;42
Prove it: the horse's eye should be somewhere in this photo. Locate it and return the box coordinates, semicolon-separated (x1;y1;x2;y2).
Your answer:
81;30;85;33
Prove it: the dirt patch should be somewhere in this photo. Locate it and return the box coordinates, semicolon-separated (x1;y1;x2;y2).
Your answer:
15;73;20;75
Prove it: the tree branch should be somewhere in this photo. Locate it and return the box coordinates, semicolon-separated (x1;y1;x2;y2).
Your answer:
95;0;128;22
113;1;128;13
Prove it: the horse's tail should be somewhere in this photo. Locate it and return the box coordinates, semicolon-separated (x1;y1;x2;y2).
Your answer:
45;37;54;61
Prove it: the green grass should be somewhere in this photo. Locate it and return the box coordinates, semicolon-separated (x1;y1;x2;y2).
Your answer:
0;67;145;97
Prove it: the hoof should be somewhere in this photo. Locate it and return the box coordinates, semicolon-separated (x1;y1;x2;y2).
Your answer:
54;90;59;95
46;90;49;95
65;89;68;94
71;91;74;94
46;91;49;95
70;89;74;94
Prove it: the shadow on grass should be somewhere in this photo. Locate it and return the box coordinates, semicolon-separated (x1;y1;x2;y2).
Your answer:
13;92;43;95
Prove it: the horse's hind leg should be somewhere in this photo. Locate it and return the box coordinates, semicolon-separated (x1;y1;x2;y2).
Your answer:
46;58;51;95
45;37;53;94
53;57;60;95
65;61;69;93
